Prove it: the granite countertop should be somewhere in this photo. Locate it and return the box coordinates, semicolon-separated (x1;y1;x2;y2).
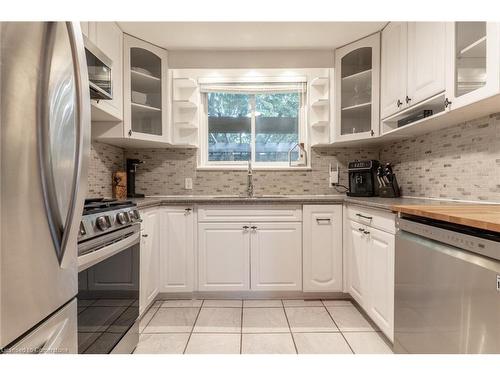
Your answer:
130;194;468;211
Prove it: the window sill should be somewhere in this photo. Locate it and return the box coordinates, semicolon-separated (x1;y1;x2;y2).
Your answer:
196;165;312;172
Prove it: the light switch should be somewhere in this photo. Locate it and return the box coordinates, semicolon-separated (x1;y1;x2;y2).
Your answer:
185;177;193;190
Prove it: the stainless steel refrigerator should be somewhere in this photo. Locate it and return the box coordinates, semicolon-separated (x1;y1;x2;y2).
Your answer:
0;22;90;353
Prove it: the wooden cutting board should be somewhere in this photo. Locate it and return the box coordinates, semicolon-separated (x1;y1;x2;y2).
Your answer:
392;204;500;233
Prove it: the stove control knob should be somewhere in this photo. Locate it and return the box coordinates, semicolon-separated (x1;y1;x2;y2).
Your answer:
96;216;110;231
116;212;128;225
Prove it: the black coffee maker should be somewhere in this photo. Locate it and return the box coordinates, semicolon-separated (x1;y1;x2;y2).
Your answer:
126;158;145;198
347;160;380;197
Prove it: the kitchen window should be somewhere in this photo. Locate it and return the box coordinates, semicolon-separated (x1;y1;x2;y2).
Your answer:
199;81;307;169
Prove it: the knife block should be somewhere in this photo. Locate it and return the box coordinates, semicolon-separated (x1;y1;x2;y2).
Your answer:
379;176;401;198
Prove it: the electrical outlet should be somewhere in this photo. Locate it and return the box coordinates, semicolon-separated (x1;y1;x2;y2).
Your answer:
185;178;193;190
329;163;339;186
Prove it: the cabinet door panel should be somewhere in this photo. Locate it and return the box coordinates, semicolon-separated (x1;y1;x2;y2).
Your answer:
407;22;446;106
303;205;342;292
160;208;194;292
250;222;302;291
347;220;367;305
94;22;123;119
381;22;407;119
198;223;250;291
367;227;395;341
140;209;160;314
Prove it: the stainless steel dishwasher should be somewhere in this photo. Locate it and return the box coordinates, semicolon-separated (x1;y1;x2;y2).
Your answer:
394;215;500;354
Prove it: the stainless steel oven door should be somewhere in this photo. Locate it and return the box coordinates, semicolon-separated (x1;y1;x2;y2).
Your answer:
77;224;140;354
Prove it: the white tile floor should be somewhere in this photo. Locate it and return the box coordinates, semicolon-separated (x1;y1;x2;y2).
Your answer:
134;299;393;354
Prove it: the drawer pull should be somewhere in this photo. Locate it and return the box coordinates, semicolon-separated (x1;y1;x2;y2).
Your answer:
356;213;373;220
250;226;257;231
316;218;331;224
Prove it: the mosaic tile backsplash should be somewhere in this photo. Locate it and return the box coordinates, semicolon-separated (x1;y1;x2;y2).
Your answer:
88;141;125;198
88;114;500;202
123;148;379;196
380;114;500;202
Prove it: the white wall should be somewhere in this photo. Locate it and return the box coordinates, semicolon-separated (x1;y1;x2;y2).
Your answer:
168;49;334;69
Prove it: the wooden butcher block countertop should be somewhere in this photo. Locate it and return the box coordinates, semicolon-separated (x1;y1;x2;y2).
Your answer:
392;204;500;233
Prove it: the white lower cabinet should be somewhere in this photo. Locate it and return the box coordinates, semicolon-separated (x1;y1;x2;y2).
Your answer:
160;207;194;292
366;226;395;340
345;206;395;341
139;208;160;315
302;205;343;292
250;222;302;291
346;219;368;305
198;223;250;291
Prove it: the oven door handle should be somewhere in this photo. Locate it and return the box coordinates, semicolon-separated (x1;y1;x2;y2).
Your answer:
77;231;140;272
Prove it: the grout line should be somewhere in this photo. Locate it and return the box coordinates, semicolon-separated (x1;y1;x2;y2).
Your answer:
322;300;355;354
281;299;298;355
182;299;204;354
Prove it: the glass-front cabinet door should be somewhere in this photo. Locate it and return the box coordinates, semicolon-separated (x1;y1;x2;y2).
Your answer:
446;22;500;110
334;33;380;142
123;35;169;142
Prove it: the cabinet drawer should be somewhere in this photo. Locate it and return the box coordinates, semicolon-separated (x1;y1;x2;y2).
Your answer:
346;205;396;234
197;205;302;222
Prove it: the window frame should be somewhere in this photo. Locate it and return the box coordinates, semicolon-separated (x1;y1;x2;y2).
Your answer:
199;90;308;170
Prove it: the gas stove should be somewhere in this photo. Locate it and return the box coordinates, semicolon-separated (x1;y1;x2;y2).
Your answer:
78;198;141;245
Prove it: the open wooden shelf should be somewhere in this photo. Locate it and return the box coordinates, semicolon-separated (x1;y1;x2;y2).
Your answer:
311;120;329;128
173;100;198;109
311;99;329;108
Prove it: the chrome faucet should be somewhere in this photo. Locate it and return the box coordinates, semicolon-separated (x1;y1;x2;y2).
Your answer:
247;160;254;197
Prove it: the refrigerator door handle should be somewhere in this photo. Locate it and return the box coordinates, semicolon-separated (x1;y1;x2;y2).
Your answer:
38;22;90;265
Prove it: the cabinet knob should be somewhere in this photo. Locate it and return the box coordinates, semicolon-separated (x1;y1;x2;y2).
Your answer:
358;227;364;231
405;96;411;104
250;226;257;231
142;234;148;238
397;99;403;108
363;230;370;235
128;129;132;137
370;130;374;137
185;208;192;214
444;98;452;108
243;225;249;230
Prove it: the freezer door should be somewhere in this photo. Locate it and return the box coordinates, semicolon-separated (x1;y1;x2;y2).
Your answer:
5;299;77;354
395;230;500;354
0;22;90;349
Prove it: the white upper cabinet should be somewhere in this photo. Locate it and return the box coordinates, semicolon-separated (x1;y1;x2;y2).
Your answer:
381;22;446;120
381;22;407;119
123;34;170;144
92;22;124;121
83;22;124;122
302;205;343;292
446;22;500;110
407;22;446;107
160;207;194;292
334;33;380;142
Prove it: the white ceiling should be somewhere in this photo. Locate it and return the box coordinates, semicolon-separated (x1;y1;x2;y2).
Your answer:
118;22;386;50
